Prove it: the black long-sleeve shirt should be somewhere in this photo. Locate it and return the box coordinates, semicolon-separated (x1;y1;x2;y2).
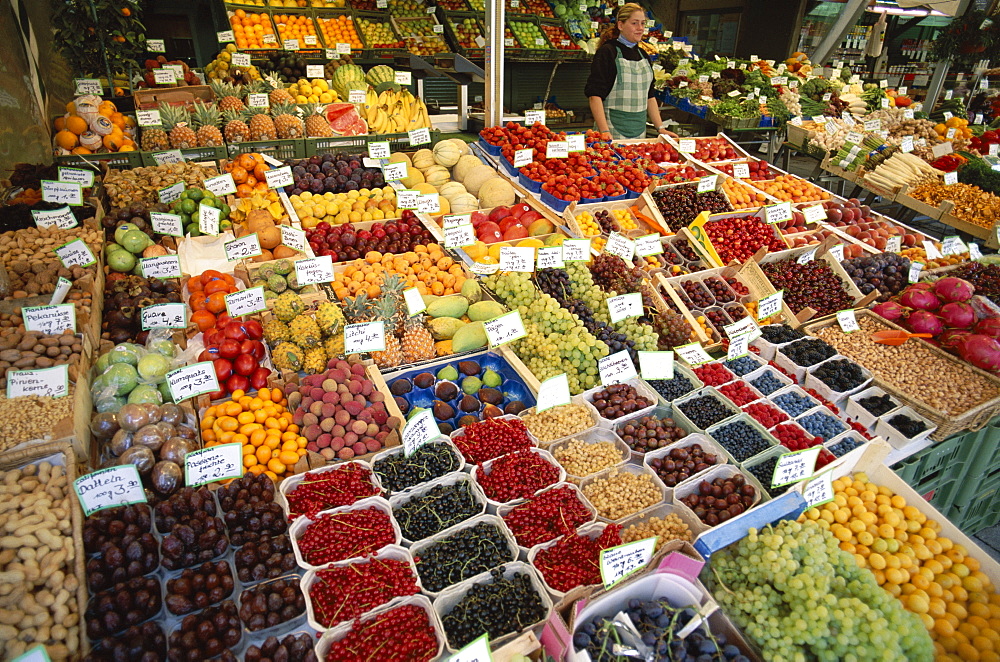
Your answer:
584;39;657;100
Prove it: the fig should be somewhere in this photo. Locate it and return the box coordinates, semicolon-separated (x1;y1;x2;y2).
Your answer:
435;381;458;401
458;360;480;376
477;387;502;405
389;379;412;396
432;400;455;420
459;394;479;412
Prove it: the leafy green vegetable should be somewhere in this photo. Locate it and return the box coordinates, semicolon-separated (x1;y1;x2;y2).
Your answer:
957;158;1000;195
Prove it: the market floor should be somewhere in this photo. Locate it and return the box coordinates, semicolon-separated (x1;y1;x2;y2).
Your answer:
974;527;1000;563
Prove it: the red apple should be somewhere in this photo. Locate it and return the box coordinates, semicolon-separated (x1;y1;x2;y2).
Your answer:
499;217;524;233
479;228;503;243
477;221;501;238
234;354;257;377
509;203;532;219
250;366;272;390
470;211;489;227
488;206;511;223
213;358;233;382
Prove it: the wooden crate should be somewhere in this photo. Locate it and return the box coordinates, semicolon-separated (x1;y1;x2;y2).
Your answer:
895;184;949;221
133;84;214;111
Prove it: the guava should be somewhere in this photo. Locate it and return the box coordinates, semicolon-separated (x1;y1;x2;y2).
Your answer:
122;229;151;254
105;362;139;396
95;395;126;413
127;383;163;405
146;337;176;358
107;249;136;273
137;353;171;383
107;343;142;366
158;380;173;403
114;223;138;245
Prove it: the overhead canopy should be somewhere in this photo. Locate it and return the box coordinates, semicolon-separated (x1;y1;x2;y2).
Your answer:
895;0;963;16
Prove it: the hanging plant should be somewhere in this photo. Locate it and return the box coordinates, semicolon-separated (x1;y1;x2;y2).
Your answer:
51;0;147;79
930;10;1000;70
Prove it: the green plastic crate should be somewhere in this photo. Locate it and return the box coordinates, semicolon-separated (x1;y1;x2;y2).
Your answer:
953;462;1000;512
890;432;968;491
139;146;226;167
55;151;142;170
373;130;444;152
948;482;1000;534
925;477;964;515
227;139;305;162
304;136;369;156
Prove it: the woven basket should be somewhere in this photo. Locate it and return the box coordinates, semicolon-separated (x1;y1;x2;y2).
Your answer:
0;441;88;658
802;311;1000;441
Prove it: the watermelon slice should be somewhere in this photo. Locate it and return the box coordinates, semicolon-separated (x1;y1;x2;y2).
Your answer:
325;103;368;136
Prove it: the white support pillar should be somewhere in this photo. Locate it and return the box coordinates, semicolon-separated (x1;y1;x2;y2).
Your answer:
484;0;505;127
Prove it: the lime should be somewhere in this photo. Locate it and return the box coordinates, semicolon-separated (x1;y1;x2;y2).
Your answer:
187;224;201;237
179;189;191;200
178;213;191;226
200;198;216;209
179;199;197;215
219;203;231;218
201;189;215;199
220;220;232;231
187;188;203;202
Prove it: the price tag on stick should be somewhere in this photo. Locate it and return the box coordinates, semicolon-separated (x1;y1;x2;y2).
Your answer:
757;291;783;321
224;233;262;261
185;443;243;487
54;239;96;268
600;537;657;588
837;309;860;333
607;292;642;323
403;409;440;456
637;351;673;381
537;246;564;270
74;466;146;517
674;342;712;366
802;469;835;507
404;287;426;316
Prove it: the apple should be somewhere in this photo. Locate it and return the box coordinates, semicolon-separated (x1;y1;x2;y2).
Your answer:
227;374;250;393
470;211;489;227
477;221;501;238
488;206;511;223
479;228;503;243
219;339;240;359
509;203;532;219
502;225;529;241
519;210;542;224
499;217;524;233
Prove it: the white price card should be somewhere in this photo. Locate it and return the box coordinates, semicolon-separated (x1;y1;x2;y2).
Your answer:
396;190;420;210
225;286;267;318
404;287;426;316
772;446;821;487
140;255;182;279
764;202;792;224
675;341;712;366
469;262;499;275
403;409;440;457
336;42;353;55
224;233;262;261
732;163;750;179
567;134;585;152
941;235;967;256
971;242;983;260
74;78;102;95
863;119;881;133
822;92;832;102
280;225;306;252
349;89;366;104
802;469;835;508
908;261;924;284
231;52;251;67
368;141;391;159
199;205;221;236
53;238;96;268
944;171;959;185
727;332;751;360
600;537;656;589
167;361;219;403
444;223;476;248
546;141;568;159
264;166;294;189
41;180;82;206
447;633;492;662
147;39;166;52
992;143;1000;157
305;63;323;78
417;193;440;214
723;316;760;343
697;175;716;193
31;207;77;230
524;110;546;125
845;131;863;145
836;309;860;333
757;291;783;321
395;71;412;85
204;173;237;196
408;128;431;145
802;205;826;223
295;255;335;286
901;136;914;153
442;214;471;228
154;68;176;85
218;30;235;42
537;246;565;270
262;34;277;44
151;212;183;237
931;142;953;159
634;234;662;257
946;128;957;141
74;465;147;517
483;310;527;348
383;162;408;181
796;247;817;265
7;364;69;400
345;321;386;354
677;139;696;153
49;277;71;306
11;647;52;662
326;49;339;59
607;292;642;323
536;372;571;413
157;182;187;205
152;150;183;166
23;304;76;335
922;240;943;260
513;148;533;168
185;443;242;487
604;232;635;262
562;239;590;262
58;167;94;187
284;39;300;50
141;302;186;330
499;246;535;272
829;243;845;262
886;235;902;253
598;349;638;385
637;350;673;381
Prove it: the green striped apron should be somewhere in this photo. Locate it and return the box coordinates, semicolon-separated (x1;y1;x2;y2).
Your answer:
603;45;653;140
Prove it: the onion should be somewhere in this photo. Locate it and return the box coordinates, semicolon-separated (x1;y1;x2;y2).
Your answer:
899;286;942;312
958;334;1000;373
907;310;945;336
940;302;976;329
872;301;908;322
974;316;1000;340
932;277;975;303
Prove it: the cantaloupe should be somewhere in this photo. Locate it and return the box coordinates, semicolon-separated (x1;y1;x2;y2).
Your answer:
479;177;515;207
412;148;435;170
424;165;450;187
448;138;470;157
439;181;468;200
450;193;480;213
464;165;499;197
401;168;425;188
454;154;483;183
414;183;437;195
388;152;412;167
437;196;451;214
433;140;462;167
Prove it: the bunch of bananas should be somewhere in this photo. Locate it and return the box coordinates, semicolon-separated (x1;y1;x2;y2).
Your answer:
361;87;433;134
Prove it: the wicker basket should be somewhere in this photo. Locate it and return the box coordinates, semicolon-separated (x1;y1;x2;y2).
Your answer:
802;311;1000;441
0;441;88;658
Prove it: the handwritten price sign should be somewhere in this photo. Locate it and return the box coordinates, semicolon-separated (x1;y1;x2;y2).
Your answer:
484;311;527;347
74;466;146;516
344;322;386;354
7;364;69;399
295;255;334;286
403;409;441;456
225;287;267;317
23;304;76;335
772;446;821;488
185;443;243;487
598;349;637;385
140;303;187;330
600;537;656;588
166;362;219;403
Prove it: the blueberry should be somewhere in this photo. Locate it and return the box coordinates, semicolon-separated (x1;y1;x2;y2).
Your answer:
829;436;864;457
773;391;814;417
750;371;784;395
723;355;758;376
798;411;846;442
711;420;772;462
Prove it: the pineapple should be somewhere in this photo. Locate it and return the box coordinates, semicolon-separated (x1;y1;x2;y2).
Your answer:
140;123;169;152
222;109;249;144
380;275;406;336
211;81;246;113
370;297;403;369
343;292;371;324
290;315;322;348
266;74;296;106
271;102;304;139
246;107;276;141
191;101;223;147
302;103;333;138
160;103;197;149
402;315;436;364
316;301;345;337
303;347;327;374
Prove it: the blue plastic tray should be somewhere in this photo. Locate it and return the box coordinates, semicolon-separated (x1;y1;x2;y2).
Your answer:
581;195;603;204
518;173;543;193
477;137;502;157
384;350;536;436
605;192;630;202
499;156;519;178
539;188;571;213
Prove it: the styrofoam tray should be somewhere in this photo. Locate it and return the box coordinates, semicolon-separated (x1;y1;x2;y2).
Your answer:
874;405;938;450
705;413;781;465
388;471;488;544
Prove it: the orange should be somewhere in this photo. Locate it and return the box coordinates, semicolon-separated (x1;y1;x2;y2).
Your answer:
55;130;79;150
65;115;88;135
